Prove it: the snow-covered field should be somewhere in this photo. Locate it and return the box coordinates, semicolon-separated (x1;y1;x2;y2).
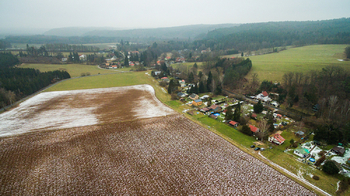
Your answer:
0;84;175;137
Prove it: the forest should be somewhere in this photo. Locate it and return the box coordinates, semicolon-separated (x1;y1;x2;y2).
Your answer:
194;18;350;51
0;53;70;109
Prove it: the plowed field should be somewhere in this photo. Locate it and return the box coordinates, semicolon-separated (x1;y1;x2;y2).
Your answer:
0;85;315;195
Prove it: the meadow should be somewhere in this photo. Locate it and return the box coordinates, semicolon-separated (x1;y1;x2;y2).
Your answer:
245;44;350;82
20;63;130;77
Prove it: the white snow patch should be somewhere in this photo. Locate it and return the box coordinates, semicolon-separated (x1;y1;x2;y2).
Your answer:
0;84;175;137
331;149;350;165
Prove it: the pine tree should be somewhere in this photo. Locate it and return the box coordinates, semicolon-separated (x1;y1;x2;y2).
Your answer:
254;100;264;114
233;102;241;122
207;71;212;91
124;55;129;67
199;81;205;93
225;106;233;120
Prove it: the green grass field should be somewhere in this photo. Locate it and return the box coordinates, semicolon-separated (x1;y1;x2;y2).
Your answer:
46;71;149;91
19;63;130;77
246;44;350;82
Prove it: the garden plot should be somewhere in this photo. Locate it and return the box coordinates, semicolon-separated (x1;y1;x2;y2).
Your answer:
0;115;315;195
0;84;175;137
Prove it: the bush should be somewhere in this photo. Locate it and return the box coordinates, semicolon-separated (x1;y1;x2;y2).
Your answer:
292;142;298;148
322;160;339;175
315;155;326;167
159;81;167;87
81;73;86;77
312;175;320;180
86;72;91;76
241;125;253;136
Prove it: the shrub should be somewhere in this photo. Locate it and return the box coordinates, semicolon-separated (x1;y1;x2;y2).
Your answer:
159;81;167;87
86;72;91;76
315;155;326;167
292;142;298;148
312;175;320;180
241;125;253;136
81;73;86;77
322;160;339;175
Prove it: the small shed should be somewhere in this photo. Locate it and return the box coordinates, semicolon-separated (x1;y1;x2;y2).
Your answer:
229;121;238;127
189;93;199;100
192;99;203;106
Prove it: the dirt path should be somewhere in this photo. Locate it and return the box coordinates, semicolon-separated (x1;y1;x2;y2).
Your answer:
258;152;331;196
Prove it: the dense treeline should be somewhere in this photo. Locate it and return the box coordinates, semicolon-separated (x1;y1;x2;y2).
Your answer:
0;53;19;68
44;43;100;52
194;18;350;51
0;53;70;108
5;35;121;44
0;68;70;108
0;40;12;50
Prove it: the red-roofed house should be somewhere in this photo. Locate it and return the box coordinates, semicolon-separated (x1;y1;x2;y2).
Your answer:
229;121;238;127
251;113;257;119
262;91;268;97
249;125;260;133
268;134;285;145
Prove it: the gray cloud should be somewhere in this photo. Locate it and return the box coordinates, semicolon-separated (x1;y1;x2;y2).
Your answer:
1;0;350;32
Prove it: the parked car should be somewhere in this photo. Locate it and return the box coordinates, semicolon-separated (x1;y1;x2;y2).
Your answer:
250;145;255;148
260;148;265;151
254;147;260;151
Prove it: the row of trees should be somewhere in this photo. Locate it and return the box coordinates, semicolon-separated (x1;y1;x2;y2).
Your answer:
0;53;71;109
44;43;100;52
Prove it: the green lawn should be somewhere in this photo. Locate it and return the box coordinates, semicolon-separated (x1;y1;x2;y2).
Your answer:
19;63;130;77
46;71;149;91
246;44;350;82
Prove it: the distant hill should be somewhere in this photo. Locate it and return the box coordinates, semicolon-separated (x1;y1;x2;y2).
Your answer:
81;24;238;39
43;27;122;37
195;18;350;51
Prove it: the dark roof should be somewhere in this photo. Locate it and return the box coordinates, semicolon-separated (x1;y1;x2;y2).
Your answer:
189;93;198;98
332;146;345;155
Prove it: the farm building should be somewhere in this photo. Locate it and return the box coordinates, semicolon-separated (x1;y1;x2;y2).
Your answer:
268;134;285;145
294;147;310;158
189;93;199;100
229;121;238;127
249;125;260;133
192;99;203;106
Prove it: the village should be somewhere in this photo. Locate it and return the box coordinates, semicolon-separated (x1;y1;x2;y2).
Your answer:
155;74;350;180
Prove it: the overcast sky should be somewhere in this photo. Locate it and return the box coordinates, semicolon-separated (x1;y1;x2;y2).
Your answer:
1;0;350;32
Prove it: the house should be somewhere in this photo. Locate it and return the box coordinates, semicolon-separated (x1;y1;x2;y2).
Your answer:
61;58;67;62
192;99;203;106
179;80;186;87
200;95;209;100
177;92;187;98
209;105;222;113
79;54;86;61
189;93;199;100
295;131;305;136
210;114;218;119
251;113;257;119
268;134;285;145
154;71;161;76
276;114;282;119
331;146;345;156
256;91;272;102
294;147;310;158
175;57;186;63
271;101;279;107
229;121;238;127
200;107;210;113
161;77;170;83
249;125;260;133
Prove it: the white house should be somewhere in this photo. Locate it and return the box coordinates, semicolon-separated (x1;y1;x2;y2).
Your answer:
268;134;285;145
256;91;272;102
